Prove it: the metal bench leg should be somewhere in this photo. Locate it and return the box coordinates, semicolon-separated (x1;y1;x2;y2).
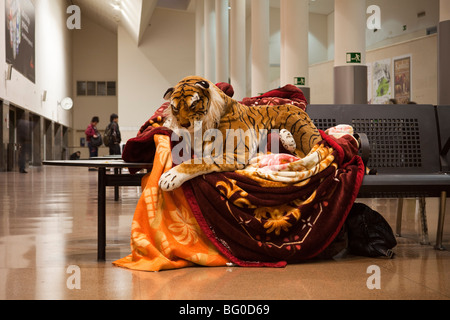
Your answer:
396;198;404;237
418;197;430;245
98;167;107;261
114;168;120;201
435;191;447;251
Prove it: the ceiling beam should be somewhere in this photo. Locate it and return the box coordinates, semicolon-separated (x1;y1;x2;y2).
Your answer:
120;0;157;46
138;0;158;45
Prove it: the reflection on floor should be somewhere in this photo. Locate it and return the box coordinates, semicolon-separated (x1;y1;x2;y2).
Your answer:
0;166;449;300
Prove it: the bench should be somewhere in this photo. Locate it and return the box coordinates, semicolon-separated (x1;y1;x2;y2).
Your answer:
43;160;152;260
306;104;450;250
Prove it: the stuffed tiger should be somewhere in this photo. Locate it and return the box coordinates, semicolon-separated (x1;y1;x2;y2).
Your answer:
159;76;322;191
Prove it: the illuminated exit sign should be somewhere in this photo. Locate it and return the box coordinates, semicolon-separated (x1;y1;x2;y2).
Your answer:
294;77;306;86
347;52;362;63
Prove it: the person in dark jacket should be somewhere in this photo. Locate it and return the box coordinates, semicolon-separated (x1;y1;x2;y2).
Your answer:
17;115;31;173
107;113;122;155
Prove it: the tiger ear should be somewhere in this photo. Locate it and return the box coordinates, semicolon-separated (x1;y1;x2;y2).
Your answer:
195;81;210;90
164;88;174;101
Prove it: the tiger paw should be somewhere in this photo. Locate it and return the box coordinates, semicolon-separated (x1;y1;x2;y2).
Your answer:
279;129;296;153
158;169;189;191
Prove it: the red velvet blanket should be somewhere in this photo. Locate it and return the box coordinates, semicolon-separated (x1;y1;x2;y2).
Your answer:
184;132;364;267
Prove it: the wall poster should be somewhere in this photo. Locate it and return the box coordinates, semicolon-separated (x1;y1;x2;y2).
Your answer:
393;55;412;104
372;58;391;104
367;62;372;104
5;0;35;83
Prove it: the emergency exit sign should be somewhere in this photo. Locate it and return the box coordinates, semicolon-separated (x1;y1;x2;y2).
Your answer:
347;52;362;63
294;77;306;86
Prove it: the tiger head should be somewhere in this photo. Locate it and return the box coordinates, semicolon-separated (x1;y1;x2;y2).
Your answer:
163;76;233;132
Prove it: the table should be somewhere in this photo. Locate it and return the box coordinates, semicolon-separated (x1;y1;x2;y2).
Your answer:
91;156;130;200
43;160;152;260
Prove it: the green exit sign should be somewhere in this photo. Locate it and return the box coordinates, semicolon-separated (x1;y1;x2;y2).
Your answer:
346;52;362;63
294;77;306;86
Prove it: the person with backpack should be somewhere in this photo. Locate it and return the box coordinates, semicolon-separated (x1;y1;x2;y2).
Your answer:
105;113;122;155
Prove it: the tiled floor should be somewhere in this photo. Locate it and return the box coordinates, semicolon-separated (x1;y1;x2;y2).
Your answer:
0;166;449;300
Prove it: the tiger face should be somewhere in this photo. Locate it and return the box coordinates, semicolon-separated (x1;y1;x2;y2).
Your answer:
163;76;224;132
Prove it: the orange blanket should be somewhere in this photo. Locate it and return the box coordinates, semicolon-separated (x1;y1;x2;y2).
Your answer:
113;134;229;272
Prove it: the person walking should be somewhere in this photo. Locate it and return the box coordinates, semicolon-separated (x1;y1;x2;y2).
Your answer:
17;115;31;173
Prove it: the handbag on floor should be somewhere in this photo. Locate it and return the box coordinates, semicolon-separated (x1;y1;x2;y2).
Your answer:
346;203;397;258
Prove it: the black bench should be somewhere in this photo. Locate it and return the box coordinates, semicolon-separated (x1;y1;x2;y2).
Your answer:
306;104;450;250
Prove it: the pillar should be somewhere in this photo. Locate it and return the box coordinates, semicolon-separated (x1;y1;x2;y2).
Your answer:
230;0;246;100
204;0;216;82
439;0;450;105
251;0;270;96
334;0;367;104
195;0;204;77
215;0;229;83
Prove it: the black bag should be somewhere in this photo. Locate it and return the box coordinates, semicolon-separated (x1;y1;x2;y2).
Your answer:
103;123;112;147
346;203;397;258
91;134;103;147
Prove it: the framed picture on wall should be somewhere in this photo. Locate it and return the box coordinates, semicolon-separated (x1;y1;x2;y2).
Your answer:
393;55;412;104
372;58;392;104
5;0;36;83
367;62;372;104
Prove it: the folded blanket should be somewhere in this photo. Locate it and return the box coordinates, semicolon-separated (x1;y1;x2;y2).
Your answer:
241;84;308;110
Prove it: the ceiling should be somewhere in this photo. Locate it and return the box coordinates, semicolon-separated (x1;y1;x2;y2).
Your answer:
72;0;335;42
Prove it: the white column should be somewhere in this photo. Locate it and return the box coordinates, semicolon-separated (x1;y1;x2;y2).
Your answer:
195;0;205;77
204;0;216;82
334;0;366;66
215;0;229;83
280;0;309;88
229;0;246;100
251;0;270;96
334;0;367;104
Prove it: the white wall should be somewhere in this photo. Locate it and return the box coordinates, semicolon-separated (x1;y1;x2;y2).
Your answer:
0;0;72;127
72;15;118;150
309;13;328;65
118;8;195;141
366;0;439;50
